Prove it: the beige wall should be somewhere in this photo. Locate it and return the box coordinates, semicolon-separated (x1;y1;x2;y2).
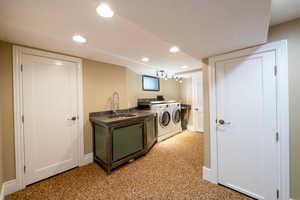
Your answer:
268;18;300;200
0;105;4;189
126;68;181;108
179;78;193;105
179;78;193;126
0;40;181;182
83;59;128;154
0;41;15;182
202;62;211;168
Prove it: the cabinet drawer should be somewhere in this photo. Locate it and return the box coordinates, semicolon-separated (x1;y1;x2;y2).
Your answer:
112;123;143;162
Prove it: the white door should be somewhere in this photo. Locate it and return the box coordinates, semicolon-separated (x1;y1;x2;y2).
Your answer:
192;72;204;132
23;54;79;185
216;51;278;199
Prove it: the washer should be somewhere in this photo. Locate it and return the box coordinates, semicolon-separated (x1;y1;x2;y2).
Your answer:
170;103;182;133
151;104;173;138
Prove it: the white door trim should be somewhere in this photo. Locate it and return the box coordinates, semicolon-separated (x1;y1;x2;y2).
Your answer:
207;40;289;200
13;46;84;190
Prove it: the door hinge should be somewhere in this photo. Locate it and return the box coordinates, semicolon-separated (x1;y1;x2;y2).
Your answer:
276;132;279;143
274;65;277;76
22;115;24;123
24;165;26;173
21;64;23;72
276;189;279;199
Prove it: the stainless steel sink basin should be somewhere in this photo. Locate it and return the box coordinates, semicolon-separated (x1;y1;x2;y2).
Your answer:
108;113;136;119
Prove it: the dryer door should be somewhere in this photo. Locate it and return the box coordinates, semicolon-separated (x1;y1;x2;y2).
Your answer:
159;111;171;128
172;109;181;124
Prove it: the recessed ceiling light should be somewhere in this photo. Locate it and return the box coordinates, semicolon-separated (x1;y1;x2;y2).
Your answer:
96;3;114;18
169;46;180;53
55;61;63;66
72;35;87;43
181;65;189;69
141;57;149;62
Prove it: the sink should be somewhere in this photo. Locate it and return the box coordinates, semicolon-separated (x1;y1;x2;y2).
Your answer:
108;113;136;119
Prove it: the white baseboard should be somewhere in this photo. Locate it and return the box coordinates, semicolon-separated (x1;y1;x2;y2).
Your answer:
187;125;194;131
1;153;93;198
79;153;94;167
202;167;216;184
198;128;204;132
0;183;4;200
187;125;204;133
3;179;18;196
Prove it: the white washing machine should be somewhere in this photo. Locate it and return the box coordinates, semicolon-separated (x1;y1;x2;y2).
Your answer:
151;104;173;139
170;103;182;133
151;102;182;142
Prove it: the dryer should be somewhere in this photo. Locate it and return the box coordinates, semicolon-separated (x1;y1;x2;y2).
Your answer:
170;103;182;133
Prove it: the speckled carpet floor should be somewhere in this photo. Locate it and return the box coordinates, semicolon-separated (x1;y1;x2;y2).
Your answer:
6;131;252;200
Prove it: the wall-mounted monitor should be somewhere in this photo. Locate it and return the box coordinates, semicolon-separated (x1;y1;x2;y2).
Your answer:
142;75;160;91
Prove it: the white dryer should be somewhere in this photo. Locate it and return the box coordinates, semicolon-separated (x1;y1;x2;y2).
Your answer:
170;103;182;133
151;102;182;142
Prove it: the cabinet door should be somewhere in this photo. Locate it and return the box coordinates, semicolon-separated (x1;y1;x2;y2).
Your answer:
146;117;157;149
113;124;144;162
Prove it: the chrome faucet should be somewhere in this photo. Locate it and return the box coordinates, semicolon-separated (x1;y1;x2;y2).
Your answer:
112;91;120;115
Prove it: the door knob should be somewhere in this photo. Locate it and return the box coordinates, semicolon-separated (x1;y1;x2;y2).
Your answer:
67;116;77;121
194;108;199;111
218;119;231;125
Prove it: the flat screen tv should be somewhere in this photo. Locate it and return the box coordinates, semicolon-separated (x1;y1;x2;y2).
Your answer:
142;75;160;91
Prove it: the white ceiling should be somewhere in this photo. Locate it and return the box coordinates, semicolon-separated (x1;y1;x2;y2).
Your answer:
271;0;300;26
0;0;272;75
108;0;271;59
0;0;201;75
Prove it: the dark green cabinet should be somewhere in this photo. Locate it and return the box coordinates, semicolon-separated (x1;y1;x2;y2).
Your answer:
112;123;143;161
91;115;157;174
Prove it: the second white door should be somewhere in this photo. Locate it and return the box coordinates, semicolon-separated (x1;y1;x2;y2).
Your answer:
23;53;79;185
216;50;278;199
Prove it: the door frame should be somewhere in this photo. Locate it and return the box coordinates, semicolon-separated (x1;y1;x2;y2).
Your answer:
13;46;84;190
206;40;289;200
192;71;204;132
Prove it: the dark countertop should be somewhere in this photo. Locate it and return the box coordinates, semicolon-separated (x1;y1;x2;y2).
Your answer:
89;109;156;126
181;104;191;110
